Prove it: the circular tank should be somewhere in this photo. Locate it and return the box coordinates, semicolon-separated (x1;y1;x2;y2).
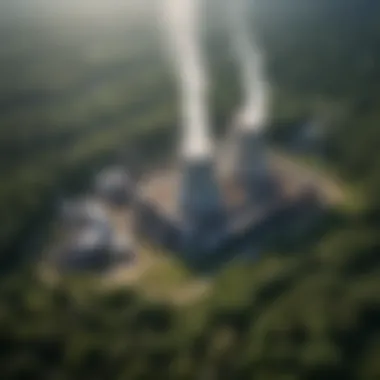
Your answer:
94;167;134;206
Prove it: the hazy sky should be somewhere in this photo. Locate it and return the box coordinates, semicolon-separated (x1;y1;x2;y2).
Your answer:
0;0;157;25
0;0;234;22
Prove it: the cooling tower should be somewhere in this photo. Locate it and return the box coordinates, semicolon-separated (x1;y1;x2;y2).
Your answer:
179;157;226;254
236;130;276;205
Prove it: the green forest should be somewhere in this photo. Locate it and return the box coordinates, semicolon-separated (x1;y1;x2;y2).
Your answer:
1;0;380;379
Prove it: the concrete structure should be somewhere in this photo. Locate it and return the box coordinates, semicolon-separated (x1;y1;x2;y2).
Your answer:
57;216;113;271
94;167;134;206
55;197;136;271
179;158;226;255
60;198;109;230
52;123;332;273
235;130;277;205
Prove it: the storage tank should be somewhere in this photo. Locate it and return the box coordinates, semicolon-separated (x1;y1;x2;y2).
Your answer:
94;166;134;206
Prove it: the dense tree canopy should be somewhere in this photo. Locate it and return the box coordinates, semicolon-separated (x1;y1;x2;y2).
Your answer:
0;0;380;378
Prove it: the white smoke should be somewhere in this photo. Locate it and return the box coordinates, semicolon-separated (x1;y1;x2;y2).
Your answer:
227;0;269;132
161;0;212;160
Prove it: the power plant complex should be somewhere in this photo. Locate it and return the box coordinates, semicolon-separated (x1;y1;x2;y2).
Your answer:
51;122;326;273
48;0;331;273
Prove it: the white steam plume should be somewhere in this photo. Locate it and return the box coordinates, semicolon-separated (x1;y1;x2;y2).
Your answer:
161;0;212;160
228;0;269;132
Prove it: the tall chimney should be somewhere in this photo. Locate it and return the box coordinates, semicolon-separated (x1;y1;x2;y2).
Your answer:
179;156;226;254
236;129;275;205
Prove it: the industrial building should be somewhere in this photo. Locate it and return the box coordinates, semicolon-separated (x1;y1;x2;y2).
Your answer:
132;124;324;271
52;118;326;273
53;197;135;271
94;166;134;207
179;157;227;257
